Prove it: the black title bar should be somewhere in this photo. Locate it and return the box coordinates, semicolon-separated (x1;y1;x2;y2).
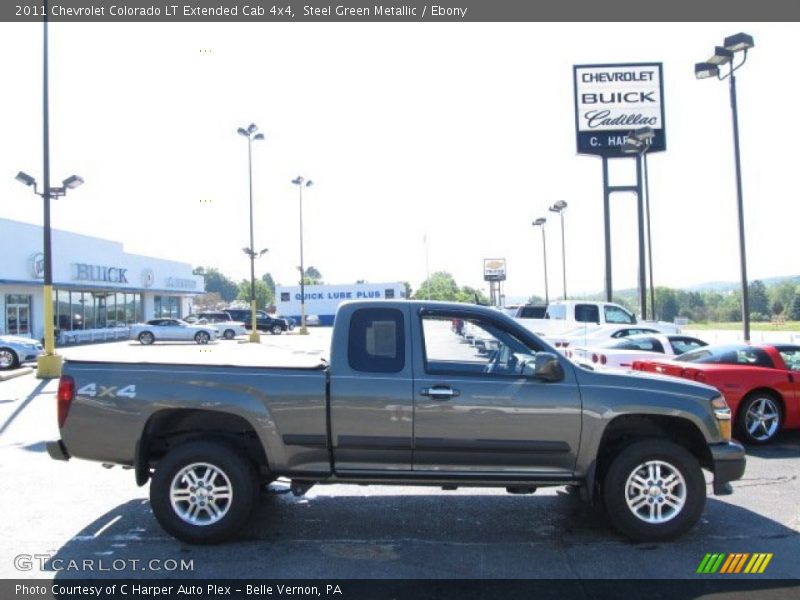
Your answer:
3;0;800;22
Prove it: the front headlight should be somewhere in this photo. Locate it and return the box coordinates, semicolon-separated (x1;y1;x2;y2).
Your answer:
711;395;732;441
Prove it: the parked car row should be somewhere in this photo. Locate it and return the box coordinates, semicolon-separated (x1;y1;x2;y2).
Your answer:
632;343;800;445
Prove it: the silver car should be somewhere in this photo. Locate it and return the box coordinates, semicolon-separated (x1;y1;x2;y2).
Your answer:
0;335;44;370
129;319;218;345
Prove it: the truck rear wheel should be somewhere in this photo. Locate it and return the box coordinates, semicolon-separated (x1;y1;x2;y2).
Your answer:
150;440;258;544
602;439;705;542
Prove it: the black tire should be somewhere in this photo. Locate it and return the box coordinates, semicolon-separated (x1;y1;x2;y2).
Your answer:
149;440;258;544
0;347;20;371
602;439;706;542
736;392;783;445
195;331;210;344
222;329;235;340
270;325;283;335
138;331;155;345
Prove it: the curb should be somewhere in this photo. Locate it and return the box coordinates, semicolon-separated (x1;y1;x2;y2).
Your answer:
0;367;34;382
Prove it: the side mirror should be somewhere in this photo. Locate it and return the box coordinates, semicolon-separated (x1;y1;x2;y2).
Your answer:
530;352;565;382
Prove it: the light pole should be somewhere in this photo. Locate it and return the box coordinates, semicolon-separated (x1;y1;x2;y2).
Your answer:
292;176;313;335
237;123;265;343
15;172;83;377
14;4;84;378
532;218;549;304
623;127;656;320
548;200;568;300
696;32;754;342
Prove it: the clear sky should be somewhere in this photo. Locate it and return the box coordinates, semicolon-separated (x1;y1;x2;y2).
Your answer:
1;21;797;302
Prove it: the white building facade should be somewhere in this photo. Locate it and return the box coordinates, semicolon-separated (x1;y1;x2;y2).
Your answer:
0;218;204;341
276;282;406;325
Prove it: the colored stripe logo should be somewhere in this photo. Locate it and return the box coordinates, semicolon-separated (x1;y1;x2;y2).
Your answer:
697;553;773;574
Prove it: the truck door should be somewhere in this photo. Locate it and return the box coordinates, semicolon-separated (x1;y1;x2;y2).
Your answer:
412;308;581;476
329;306;414;472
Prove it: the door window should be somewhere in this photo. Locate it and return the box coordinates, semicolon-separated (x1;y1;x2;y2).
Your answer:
422;314;542;377
604;305;635;324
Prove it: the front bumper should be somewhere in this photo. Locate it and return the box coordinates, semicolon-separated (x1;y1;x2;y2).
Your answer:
46;440;70;461
709;441;746;495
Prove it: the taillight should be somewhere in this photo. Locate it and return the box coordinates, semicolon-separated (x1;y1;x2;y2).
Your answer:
592;353;598;363
562;342;569;348
57;375;75;428
632;361;641;370
555;342;562;348
600;355;607;365
694;371;707;383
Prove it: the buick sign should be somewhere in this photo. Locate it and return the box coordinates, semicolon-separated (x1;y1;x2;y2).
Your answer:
573;63;666;157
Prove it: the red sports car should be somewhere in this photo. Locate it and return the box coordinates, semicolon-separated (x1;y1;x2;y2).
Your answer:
632;343;800;444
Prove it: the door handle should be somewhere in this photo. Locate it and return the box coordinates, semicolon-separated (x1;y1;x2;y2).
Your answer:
420;386;460;400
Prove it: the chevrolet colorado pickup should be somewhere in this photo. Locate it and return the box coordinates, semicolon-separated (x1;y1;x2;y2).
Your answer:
47;301;745;544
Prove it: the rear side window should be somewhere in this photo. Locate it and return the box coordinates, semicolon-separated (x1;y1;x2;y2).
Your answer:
575;304;600;324
348;308;405;373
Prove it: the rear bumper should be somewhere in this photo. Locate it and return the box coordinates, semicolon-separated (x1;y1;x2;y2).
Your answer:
709;441;746;495
46;440;70;461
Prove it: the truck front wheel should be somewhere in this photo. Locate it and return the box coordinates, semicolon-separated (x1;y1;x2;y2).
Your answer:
602;439;705;542
150;440;258;544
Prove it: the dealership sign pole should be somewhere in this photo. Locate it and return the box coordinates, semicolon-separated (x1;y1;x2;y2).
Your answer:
483;259;507;307
573;63;666;319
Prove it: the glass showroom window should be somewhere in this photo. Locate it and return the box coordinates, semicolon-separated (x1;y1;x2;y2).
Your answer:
154;295;181;318
5;294;32;336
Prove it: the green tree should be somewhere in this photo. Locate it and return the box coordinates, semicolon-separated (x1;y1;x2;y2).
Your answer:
791;295;800;321
195;266;239;303
413;272;460;301
768;282;797;317
401;281;413;299
718;292;742;322
305;266;323;285
192;292;224;311
458;286;490;305
261;273;276;297
655;287;679;322
236;279;274;310
748;280;769;315
527;295;546;305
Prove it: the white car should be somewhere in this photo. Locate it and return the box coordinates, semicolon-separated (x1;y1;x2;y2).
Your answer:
129;319;219;345
0;335;44;370
567;334;708;369
545;324;663;352
186;313;247;340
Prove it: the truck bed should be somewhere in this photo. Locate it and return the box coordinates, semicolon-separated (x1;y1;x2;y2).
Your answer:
60;340;329;370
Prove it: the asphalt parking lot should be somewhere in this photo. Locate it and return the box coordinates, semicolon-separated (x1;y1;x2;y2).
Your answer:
0;332;798;582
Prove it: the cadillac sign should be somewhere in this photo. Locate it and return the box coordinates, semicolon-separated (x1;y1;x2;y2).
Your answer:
483;258;507;282
573;63;666;157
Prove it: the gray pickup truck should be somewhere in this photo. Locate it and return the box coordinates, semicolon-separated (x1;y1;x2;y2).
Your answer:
47;300;745;544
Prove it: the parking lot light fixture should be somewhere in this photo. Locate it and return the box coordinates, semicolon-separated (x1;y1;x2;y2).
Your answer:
724;33;755;52
62;174;84;189
695;33;754;342
694;62;720;79
238;122;265;343
15;171;36;187
532;217;549;305
16;167;84;377
548;201;568;300
708;46;734;66
292;176;314;335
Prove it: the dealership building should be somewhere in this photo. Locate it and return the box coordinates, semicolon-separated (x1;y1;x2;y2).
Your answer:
276;282;406;325
0;218;204;341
